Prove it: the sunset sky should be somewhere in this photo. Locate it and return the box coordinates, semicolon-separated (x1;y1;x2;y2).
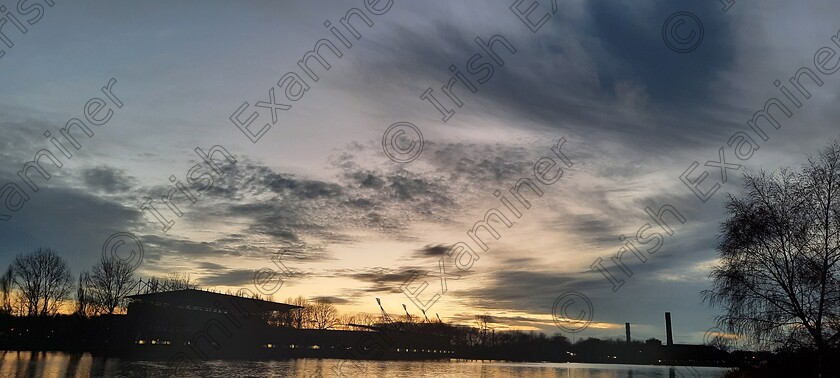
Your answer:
2;0;840;345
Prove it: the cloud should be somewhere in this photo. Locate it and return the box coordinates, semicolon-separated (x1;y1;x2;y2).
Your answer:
338;0;744;157
417;244;450;257
341;267;425;294
311;296;352;305
198;269;256;287
196;261;227;270
0;183;145;273
460;268;602;314
82;166;134;193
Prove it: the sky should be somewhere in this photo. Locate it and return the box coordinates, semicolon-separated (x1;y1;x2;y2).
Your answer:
1;0;840;345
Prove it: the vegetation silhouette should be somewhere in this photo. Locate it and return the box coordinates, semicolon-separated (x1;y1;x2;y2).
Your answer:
707;140;840;377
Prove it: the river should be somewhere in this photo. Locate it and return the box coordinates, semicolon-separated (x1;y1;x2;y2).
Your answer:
0;351;732;377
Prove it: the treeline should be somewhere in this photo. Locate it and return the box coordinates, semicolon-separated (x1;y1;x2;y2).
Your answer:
0;247;371;333
0;247;196;317
0;248;731;366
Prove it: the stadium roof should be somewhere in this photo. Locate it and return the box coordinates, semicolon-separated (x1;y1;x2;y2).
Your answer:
127;289;302;313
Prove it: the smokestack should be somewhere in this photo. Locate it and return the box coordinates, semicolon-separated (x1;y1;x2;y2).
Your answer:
625;322;631;343
665;312;673;346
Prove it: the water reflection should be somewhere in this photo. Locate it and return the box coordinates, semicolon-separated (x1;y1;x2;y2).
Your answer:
0;352;730;377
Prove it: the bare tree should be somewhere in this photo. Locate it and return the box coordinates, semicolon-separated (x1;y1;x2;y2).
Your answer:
236;288;265;300
354;312;377;327
161;272;197;291
707;333;735;353
309;299;339;329
475;314;493;345
75;272;93;317
336;313;357;330
12;248;72;316
88;256;137;315
136;272;198;295
0;266;13;315
705;141;840;374
283;296;310;329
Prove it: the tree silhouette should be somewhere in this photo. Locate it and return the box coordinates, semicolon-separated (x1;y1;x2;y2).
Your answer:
88;256;137;314
705;140;840;374
309;299;339;329
0;266;13;315
138;272;198;295
75;272;92;317
11;248;72;316
281;295;310;328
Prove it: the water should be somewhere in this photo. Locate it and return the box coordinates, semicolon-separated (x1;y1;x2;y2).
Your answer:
0;351;732;377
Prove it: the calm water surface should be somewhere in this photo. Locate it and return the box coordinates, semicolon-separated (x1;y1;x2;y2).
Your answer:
0;351;731;377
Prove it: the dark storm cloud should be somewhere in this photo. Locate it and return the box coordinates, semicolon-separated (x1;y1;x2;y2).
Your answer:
123;148;484;264
331;261;480;295
504;256;539;266
547;181;727;283
219;158;457;220
461;268;602;312
0;182;145;272
347;0;737;152
198;269;256;287
424;141;534;185
334;159;460;229
0;118;55;172
196;262;227;270
311;296;352;305
226;201;308;244
334;154;457;209
0;137;534;276
566;214;624;247
82;166;134;193
445;312;550;330
417;244;450;257
452;248;721;336
583;0;733;105
342;267;424;294
623;188;726;267
139;234;228;258
265;174;343;198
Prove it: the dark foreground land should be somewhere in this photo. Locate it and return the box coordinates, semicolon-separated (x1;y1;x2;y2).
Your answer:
3;314;838;376
0;314;729;363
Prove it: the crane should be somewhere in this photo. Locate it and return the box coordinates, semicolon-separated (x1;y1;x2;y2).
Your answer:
421;309;430;323
402;304;413;323
376;298;393;324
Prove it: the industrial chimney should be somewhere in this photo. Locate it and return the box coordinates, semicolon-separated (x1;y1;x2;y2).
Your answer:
665;312;673;346
625;322;631;343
